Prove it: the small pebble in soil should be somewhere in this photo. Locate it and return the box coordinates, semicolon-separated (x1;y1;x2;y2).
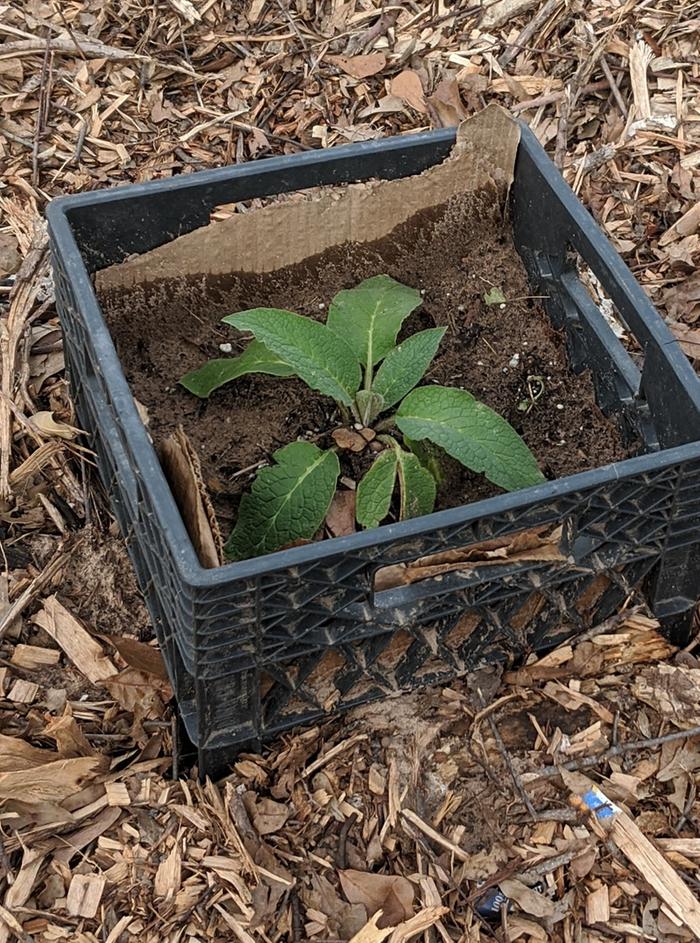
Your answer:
556;403;564;410
508;353;520;368
499;303;506;310
502;368;508;374
318;303;325;310
457;305;465;312
219;342;233;353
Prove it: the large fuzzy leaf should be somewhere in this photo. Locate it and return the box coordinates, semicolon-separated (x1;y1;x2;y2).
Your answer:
225;308;361;406
356;441;436;530
396;386;545;492
179;340;294;398
396;448;436;519
355;449;397;530
326;275;422;368
225;442;340;560
372;327;445;408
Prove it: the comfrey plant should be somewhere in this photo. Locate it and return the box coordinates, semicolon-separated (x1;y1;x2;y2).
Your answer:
181;275;545;559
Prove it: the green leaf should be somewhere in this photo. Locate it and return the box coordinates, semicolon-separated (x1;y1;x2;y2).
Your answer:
225;308;361;406
355;449;397;529
372;327;446;408
484;287;506;305
326;275;422;368
396;386;545;492
225;442;340;560
355;389;385;425
396;448;436;520
179;340;295;398
403;436;444;484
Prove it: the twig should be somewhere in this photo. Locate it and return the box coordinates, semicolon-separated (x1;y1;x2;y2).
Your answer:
479;688;537;821
531;724;700;782
499;0;563;70
345;10;399;56
32;38;52;187
511;78;609;113
600;54;628;117
555;27;606;168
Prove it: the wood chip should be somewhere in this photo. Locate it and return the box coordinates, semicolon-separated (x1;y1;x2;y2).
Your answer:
10;644;60;669
66;874;106;918
33;596;116;684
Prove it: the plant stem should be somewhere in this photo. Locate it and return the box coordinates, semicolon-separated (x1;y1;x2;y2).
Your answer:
374;415;396;433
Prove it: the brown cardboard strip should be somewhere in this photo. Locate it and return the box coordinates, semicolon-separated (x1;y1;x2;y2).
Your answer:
96;105;520;290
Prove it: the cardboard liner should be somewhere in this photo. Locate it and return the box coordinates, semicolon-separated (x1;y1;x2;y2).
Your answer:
96;105;520;291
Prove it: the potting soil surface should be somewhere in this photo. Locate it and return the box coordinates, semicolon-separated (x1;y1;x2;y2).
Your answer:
101;190;630;542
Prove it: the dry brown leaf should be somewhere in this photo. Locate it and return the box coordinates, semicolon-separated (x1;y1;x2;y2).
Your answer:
339;870;414;927
253;797;289;835
103;667;172;717
106;634;169;680
499;879;555;918
505;916;548;941
0;734;57;773
426;79;467;128
662;271;700;322
389;71;427;114
670;323;700;361
327;53;387;79
633;665;700;729
326;490;356;538
0;233;20;277
43;708;95;757
332;428;368;452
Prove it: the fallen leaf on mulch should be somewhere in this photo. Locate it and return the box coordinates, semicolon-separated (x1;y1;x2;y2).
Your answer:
43;707;95;757
499;878;555;918
326;490;356;537
252;797;289;835
633;665;700;728
389;70;427;114
107;634;169;680
339;869;414;927
0;232;20;277
426;79;467;127
327;53;387;79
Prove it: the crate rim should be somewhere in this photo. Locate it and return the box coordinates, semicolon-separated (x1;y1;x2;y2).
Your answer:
46;124;700;589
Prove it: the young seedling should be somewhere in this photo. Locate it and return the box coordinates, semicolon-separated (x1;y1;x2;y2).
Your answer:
180;275;546;560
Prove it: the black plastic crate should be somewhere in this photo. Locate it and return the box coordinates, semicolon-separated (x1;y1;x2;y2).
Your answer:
47;124;700;778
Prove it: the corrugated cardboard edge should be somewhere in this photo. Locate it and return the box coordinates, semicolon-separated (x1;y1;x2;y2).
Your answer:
158;426;223;568
97;104;520;291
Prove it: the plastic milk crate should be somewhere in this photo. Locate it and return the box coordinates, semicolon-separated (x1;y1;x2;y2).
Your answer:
47;122;700;778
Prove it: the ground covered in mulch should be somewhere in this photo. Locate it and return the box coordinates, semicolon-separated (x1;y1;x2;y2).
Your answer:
2;1;700;941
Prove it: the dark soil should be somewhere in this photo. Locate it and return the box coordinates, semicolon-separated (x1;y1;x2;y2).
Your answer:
100;191;630;545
